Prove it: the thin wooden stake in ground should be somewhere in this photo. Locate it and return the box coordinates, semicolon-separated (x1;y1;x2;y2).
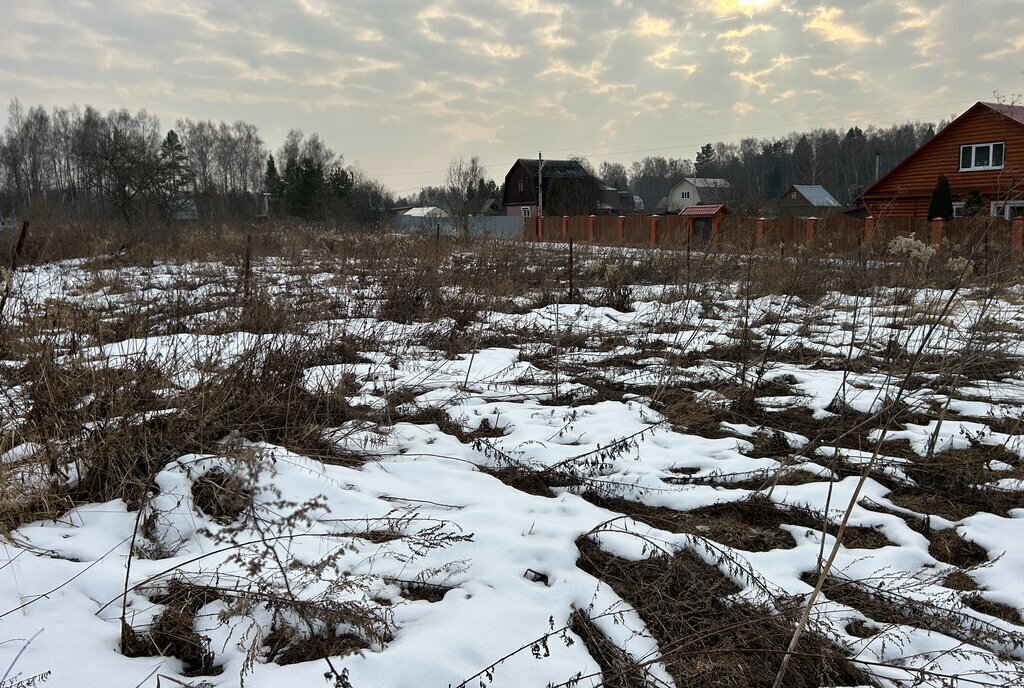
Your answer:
568;236;574;301
242;233;253;300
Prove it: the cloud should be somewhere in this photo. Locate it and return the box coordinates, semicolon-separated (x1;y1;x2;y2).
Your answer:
1;0;1021;196
704;0;781;17
731;55;800;93
634;13;676;38
648;45;697;74
804;7;872;45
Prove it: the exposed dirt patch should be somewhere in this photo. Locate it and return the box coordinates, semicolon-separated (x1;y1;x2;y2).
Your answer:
393;580;452;603
393;407;511;444
265;626;368;666
928;529;989;568
888;445;1024;520
582;494;893;552
845;619;878;638
569;608;649;688
963;595;1024;625
191;468;252;524
122;579;221;677
806;573;1023;656
576;537;873;688
479;465;563;497
943;571;980;591
671;466;823;491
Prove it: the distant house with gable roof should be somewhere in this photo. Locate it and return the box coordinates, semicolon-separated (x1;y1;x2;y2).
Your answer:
659;177;733;213
502;158;638;217
776;184;842;217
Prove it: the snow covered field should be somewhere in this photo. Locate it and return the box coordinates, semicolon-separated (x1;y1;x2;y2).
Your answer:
1;235;1023;687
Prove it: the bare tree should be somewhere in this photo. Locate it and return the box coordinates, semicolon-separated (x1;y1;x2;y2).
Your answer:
439;155;486;237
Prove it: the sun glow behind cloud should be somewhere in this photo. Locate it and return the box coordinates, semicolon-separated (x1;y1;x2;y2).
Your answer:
706;0;780;16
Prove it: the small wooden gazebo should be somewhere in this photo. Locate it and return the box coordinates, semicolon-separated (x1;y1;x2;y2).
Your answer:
679;204;729;244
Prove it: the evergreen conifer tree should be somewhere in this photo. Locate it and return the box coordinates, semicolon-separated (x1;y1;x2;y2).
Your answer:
928;174;953;220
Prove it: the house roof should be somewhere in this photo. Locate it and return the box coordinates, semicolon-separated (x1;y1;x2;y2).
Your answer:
697;186;732;205
404;206;448;217
690;178;731;188
680;204;728;217
862;101;1024;200
466;198;499;214
982;101;1024;126
667;177;733;206
788;185;841;207
516;158;591;179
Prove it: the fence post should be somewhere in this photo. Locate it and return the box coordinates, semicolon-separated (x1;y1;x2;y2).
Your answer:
538;216;544;241
863;216;875;248
756;217;765;250
1013;216;1024;262
649;215;659;247
805;216;817;246
711;215;722;251
931;217;945;256
617;216;625;244
588;215;596;243
561;216;569;241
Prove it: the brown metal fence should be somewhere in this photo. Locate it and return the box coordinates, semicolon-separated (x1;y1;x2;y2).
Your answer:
816;216;863;254
657;215;689;248
764;216;805;249
719;216;756;252
522;214;1024;266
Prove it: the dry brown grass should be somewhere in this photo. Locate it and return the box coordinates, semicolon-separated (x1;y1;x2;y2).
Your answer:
576;537;874;688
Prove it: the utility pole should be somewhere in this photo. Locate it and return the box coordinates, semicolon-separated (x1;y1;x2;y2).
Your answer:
538;151;544;219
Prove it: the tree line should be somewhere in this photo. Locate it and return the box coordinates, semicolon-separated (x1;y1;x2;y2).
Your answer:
597;121;943;213
397;120;945;217
0;98;392;224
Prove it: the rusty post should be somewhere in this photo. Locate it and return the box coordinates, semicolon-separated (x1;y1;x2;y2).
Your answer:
863;216;875;248
616;216;625;244
561;215;569;241
648;215;659;247
805;217;817;246
931;217;945;256
756;217;766;250
588;214;596;243
538;215;544;241
568;236;574;300
243;233;253;300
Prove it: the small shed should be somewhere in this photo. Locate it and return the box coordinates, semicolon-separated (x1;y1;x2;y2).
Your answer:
679;204;729;243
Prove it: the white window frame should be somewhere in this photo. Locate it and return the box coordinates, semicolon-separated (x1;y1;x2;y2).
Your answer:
960;142;1005;171
681;191;690;199
952;202;965;217
991;201;1024;220
521;206;532;217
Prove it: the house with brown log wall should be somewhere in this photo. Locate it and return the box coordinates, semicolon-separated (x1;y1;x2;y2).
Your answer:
861;101;1024;220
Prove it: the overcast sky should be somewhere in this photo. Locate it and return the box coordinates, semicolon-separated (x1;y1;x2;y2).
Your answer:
2;0;1022;196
